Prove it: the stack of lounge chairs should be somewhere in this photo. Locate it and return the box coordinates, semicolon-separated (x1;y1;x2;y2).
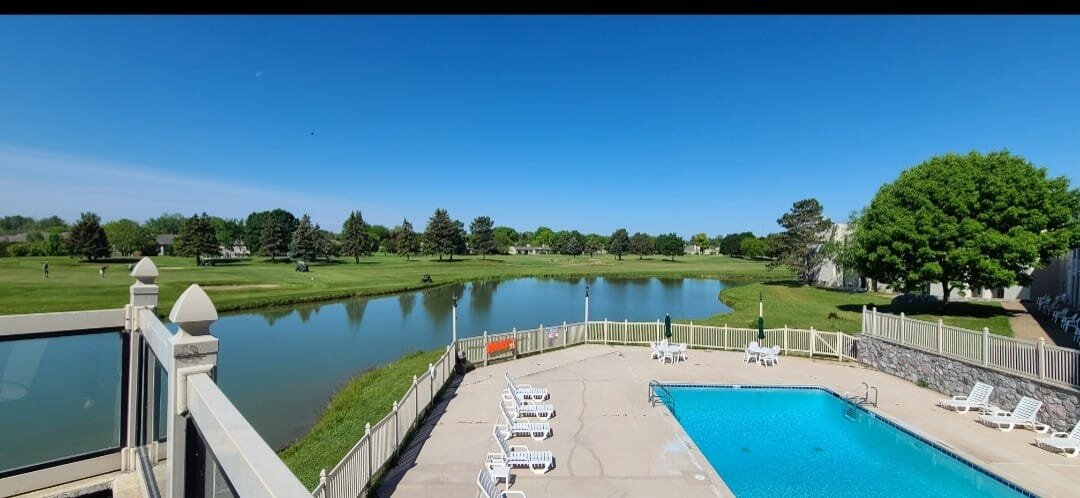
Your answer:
477;370;557;497
937;382;1079;458
1035;294;1080;345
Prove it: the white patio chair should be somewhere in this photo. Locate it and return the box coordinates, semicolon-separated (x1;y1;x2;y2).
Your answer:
660;347;678;365
488;424;555;474
1052;307;1072;324
502;390;555;420
744;341;760;364
505;371;549;402
477;467;526;498
937;382;994;413
676;343;688;361
977;397;1049;432
758;345;781;367
499;401;552;441
649;341;662;360
1060;313;1080;330
1034;420;1080;458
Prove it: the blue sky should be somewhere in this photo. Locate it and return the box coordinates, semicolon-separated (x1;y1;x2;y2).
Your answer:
1;15;1078;237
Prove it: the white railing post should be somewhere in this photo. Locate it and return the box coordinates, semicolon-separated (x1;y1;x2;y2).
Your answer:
165;284;220;498
540;323;546;354
1037;338;1046;380
483;330;490;366
689;321;695;349
563;321;568;348
656;319;661;342
723;324;729;350
413;375;419;417
392;401;400;453
872;306;878;335
604;318;609;344
365;423;373;482
810;327;816;358
899;312;906;343
124;257;159;470
428;363;435;404
624;319;629;345
783;326;789;354
836;330;842;361
937;319;944;352
861;305;867;332
319;469;327;491
982;327;990;366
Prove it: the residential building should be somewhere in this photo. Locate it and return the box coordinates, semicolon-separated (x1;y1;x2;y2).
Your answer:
155;234;176;256
507;244;552;255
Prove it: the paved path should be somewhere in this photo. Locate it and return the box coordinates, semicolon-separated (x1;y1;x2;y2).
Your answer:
387;344;1080;498
1004;300;1076;347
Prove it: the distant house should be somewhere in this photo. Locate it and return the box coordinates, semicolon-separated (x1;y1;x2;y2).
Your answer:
220;239;250;258
508;244;552;255
684;244;717;256
156;234;177;256
0;233;29;243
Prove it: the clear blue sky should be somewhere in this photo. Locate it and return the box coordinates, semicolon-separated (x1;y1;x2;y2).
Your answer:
1;15;1079;237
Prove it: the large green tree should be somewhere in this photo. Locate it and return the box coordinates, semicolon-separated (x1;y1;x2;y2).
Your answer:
768;199;833;285
103;219;154;256
469;216;496;259
654;233;685;261
689;232;711;252
144;213;185;235
258;209;298;261
210;217;245;248
366;224;390;254
853;151;1080;304
740;237;767;259
290;214;320;261
424;208;459;260
341;211;370;263
391;218;421;260
176;213;220;263
67;213;111;261
532;226;555;247
492;226;518;254
629;232;654;260
608;228;630;260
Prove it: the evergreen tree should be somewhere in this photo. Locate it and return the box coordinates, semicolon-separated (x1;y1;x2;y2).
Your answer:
608;228;630;260
392;218;421;260
67;212;110;261
290;214;320;261
258;209;297;261
768;198;833;285
423;208;459;261
341;210;369;263
176;213;220;264
469;216;496;259
655;233;685;261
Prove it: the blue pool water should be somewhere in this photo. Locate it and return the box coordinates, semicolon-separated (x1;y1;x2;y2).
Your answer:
664;386;1031;498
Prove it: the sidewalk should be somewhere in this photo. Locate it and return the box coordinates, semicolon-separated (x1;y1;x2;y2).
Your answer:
1003;300;1075;347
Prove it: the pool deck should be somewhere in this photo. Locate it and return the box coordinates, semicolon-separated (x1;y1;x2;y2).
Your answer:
383;344;1080;498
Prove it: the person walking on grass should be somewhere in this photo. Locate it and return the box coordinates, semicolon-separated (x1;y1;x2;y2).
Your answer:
42;261;49;278
99;265;107;279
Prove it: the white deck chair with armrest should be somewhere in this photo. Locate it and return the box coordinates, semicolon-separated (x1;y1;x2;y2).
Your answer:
1034;420;1080;458
488;424;554;474
937;382;994;413
499;401;552;441
477;468;527;498
977;396;1048;432
502;389;555;420
758;345;781;366
744;341;760;364
505;371;549;401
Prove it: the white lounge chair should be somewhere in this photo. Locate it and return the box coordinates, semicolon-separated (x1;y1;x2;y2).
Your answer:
1034;420;1080;458
758;345;781;366
499;402;552;441
502;390;555;420
649;341;662;360
488;424;554;474
477;467;526;498
505;371;549;402
977;397;1048;432
937;382;994;413
744;341;760;364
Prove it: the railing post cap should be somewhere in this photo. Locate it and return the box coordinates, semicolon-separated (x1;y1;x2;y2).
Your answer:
168;284;218;334
364;423;371;434
130;256;159;282
320;469;327;478
413;375;418;384
393;400;399;409
1038;337;1045;343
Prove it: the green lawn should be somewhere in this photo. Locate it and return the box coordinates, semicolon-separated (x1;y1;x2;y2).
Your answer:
0;254;781;315
704;281;1016;336
278;348;445;490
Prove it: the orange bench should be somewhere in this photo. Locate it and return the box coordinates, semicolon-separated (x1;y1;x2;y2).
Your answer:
486;338;516;355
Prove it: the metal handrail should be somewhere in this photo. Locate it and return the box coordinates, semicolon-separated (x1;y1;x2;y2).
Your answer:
648;380;676;416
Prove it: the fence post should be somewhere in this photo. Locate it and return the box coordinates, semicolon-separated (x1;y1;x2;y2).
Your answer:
483;331;489;367
563;321;567;348
540;323;545;354
937;319;944;352
690;321;695;349
783;326;789;354
365;423;373;482
624;319;629;345
810;327;816;358
1037;338;1046;379
982;327;990;366
319;469;327;491
392;401;400;453
413;375;419;417
604;319;609;344
836;331;842;362
899;312;906;343
656;319;661;342
861;305;867;332
871;306;878;335
429;363;435;404
124;257;159;470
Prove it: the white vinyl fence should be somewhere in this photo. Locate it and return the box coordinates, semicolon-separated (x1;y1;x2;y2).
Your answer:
861;306;1080;388
311;345;456;498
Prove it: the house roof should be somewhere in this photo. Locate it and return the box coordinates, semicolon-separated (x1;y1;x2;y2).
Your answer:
157;234;177;245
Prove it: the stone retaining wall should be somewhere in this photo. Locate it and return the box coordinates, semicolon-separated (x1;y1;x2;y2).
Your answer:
858;336;1080;432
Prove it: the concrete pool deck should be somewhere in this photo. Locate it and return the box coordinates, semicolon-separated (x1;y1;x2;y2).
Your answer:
383;344;1080;498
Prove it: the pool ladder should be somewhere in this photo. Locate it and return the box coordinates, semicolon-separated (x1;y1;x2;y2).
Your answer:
845;382;878;408
648;380;676;417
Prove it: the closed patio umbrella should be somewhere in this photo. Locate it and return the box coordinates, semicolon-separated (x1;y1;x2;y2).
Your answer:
664;313;672;339
757;292;766;341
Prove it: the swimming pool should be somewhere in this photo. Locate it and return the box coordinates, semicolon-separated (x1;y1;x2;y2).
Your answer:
659;385;1034;498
